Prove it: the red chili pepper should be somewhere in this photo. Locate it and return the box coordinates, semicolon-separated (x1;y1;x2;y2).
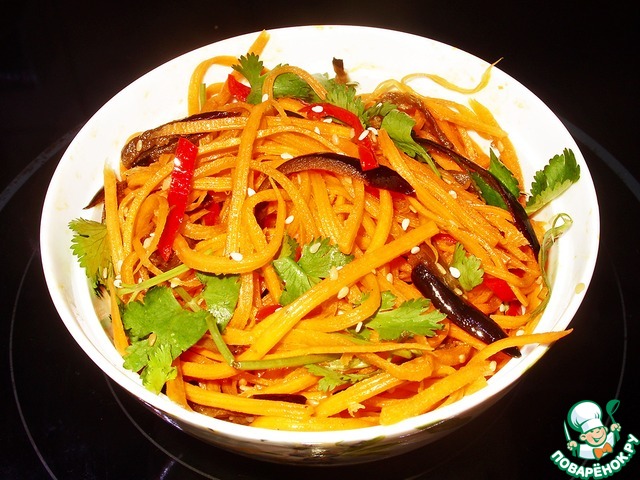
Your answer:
226;74;250;102
483;275;517;303
202;199;220;226
300;103;379;171
156;137;199;262
505;301;522;316
255;304;281;322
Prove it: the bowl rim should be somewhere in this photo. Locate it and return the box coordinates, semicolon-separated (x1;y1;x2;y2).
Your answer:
40;24;600;446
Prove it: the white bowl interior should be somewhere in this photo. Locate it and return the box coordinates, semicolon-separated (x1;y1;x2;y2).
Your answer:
40;25;599;457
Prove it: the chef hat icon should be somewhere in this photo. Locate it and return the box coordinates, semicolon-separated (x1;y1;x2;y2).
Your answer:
568;400;604;434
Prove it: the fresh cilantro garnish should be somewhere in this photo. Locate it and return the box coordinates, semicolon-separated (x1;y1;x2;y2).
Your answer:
69;218;110;289
324;81;366;120
380;110;439;175
232;53;313;104
306;363;369;392
197;273;240;331
122;286;208;393
273;237;353;305
488;149;520;199
525;148;580;214
470;172;507;209
450;243;484;291
366;291;445;341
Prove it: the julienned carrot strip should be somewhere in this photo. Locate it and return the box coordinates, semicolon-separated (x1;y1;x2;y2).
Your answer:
165;360;190;410
181;361;238;380
103;167;124;272
239;221;438;360
184;383;311;419
470;329;572;363
107;276;129;355
379;360;490;425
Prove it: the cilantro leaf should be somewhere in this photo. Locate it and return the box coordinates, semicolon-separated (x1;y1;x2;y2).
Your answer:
122;286;208;393
488;149;520;199
366;293;445;340
470;172;507;209
324;81;366;120
306;363;369;392
381;110;439;174
232;53;313;104
273;238;353;305
525;148;580;214
450;243;484;291
197;273;240;331
69;218;111;289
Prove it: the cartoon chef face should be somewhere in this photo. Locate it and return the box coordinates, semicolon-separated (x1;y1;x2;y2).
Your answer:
568;400;608;446
581;425;608;447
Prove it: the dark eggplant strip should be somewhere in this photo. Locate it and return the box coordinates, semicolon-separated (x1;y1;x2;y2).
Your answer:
121;110;240;168
414;137;540;257
411;262;521;358
251;393;307;404
277;152;415;196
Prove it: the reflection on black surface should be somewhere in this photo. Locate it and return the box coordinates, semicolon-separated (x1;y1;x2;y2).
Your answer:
3;132;639;479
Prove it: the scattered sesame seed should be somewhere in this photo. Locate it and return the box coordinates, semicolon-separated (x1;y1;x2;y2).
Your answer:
499;303;508;312
436;263;447;275
410;246;421;254
314;126;321;135
367;126;378;136
357;130;369;141
349;128;355;139
136;139;143;152
386;272;393;283
355;321;364;333
448;190;458;199
454;287;464;296
458;354;466;363
148;333;157;346
311;105;324;113
401;218;410;231
337;286;350;299
280;152;294;160
516;329;524;336
230;252;244;261
102;267;108;279
308;242;321;254
489;360;497;372
113;278;122;288
285;215;295;224
247;187;256;197
261;93;269;102
329;266;339;281
331;134;340;145
322;117;333;123
449;266;461;278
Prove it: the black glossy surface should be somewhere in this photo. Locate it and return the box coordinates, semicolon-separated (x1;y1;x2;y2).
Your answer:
2;2;638;479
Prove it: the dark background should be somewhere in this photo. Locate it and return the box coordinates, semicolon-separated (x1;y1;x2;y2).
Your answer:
2;1;638;479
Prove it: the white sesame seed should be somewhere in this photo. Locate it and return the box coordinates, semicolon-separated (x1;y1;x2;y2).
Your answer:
436;263;447;275
516;329;524;336
337;286;350;299
247;187;256;197
357;130;369;141
367;126;378;136
331;134;340;145
401;218;410;231
261;93;269;102
148;332;157;346
386;272;393;283
314;126;321;135
311;105;324;113
102;267;108;279
410;246;421;255
136;139;143;152
285;215;295;224
230;252;244;261
454;287;464;296
458;354;466;363
280;152;294;160
308;242;321;254
329;266;339;281
499;303;508;312
113;278;122;288
448;190;458;199
355;321;363;333
489;360;497;371
322;117;333;123
449;266;461;278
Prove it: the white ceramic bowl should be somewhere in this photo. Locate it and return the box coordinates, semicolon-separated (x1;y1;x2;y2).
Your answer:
40;25;599;465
